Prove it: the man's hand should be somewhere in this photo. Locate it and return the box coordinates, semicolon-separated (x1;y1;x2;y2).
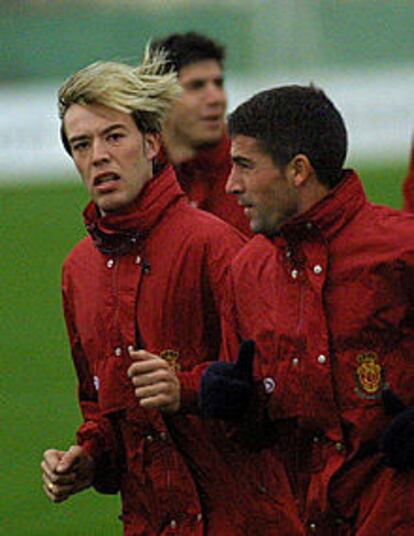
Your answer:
127;349;180;413
380;389;414;470
200;340;255;420
41;446;95;503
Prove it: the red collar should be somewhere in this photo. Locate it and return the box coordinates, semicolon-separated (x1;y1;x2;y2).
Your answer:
184;133;230;170
83;165;185;254
277;170;367;244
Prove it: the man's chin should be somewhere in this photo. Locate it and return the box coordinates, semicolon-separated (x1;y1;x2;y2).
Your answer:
193;135;223;151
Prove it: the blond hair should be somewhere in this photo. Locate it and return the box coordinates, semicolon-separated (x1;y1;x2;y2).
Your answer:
58;47;181;134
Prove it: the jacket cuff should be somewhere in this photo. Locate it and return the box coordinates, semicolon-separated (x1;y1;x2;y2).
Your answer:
77;424;121;494
77;437;103;465
177;370;203;414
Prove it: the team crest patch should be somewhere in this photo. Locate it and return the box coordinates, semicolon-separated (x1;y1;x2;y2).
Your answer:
160;349;181;373
354;352;387;399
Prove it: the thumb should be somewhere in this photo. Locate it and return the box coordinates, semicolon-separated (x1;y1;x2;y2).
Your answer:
383;389;406;417
56;445;82;473
128;349;153;361
234;340;255;381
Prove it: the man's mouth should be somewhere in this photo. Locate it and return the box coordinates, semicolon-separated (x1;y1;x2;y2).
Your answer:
238;199;254;209
239;201;255;216
202;115;223;125
93;173;121;187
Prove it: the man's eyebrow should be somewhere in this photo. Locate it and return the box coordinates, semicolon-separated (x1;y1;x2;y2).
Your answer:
184;75;224;84
101;123;128;134
183;78;207;86
68;134;88;145
68;123;127;144
232;155;252;165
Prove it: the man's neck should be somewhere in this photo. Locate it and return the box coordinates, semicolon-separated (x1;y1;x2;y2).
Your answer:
165;140;198;166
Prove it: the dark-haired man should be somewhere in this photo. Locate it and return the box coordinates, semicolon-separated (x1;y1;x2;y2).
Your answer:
152;32;251;235
201;85;414;534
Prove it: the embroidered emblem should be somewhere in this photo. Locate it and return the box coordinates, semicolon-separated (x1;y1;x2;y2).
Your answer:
354;352;386;399
160;349;181;373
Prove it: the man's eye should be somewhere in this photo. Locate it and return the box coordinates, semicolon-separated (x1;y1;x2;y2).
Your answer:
187;80;205;91
234;161;252;170
72;141;89;152
108;132;124;142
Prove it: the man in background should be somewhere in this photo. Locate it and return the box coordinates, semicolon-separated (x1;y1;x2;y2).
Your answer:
151;31;251;235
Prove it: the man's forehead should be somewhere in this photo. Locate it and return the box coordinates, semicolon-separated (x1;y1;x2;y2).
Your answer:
64;103;135;136
178;59;223;81
230;134;262;157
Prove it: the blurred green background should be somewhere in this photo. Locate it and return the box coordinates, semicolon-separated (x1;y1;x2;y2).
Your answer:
1;1;413;534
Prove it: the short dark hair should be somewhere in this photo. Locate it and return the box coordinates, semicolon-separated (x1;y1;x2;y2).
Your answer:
150;32;225;73
228;85;348;188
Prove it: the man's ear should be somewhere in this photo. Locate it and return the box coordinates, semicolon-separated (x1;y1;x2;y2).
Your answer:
287;154;313;188
143;132;161;160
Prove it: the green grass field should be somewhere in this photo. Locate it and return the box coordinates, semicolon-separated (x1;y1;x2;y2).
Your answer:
1;160;408;535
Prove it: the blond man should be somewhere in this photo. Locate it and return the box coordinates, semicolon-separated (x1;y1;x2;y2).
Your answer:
40;51;252;535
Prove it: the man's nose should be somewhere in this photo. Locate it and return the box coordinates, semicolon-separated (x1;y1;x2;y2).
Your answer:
205;82;226;106
91;138;110;165
225;166;243;195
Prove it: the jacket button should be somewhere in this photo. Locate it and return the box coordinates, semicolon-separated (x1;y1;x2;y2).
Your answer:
291;269;298;279
114;347;122;357
309;522;317;532
170;519;177;529
106;259;114;268
292;357;299;366
196;513;202;522
317;354;326;364
306;222;313;230
159;432;167;441
146;434;154;443
313;264;323;274
335;441;345;453
127;345;134;353
135;255;141;264
263;377;275;394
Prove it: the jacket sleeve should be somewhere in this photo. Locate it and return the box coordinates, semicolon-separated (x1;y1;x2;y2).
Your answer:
217;266;279;451
62;278;122;494
402;136;414;212
177;226;247;413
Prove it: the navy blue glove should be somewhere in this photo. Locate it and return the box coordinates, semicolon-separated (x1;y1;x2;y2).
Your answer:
200;340;255;420
379;389;414;470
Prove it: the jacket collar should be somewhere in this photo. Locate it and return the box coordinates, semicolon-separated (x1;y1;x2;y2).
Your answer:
278;170;367;245
177;132;230;174
83;164;185;255
187;132;230;170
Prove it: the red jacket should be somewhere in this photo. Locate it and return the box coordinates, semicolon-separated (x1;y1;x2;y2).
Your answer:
173;134;252;236
402;136;414;212
62;165;296;535
222;170;414;535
